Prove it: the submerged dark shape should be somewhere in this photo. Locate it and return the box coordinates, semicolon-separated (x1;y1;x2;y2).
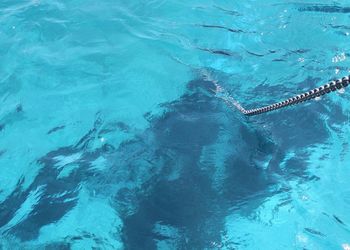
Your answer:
118;74;347;248
333;215;346;225
47;125;66;135
1;71;345;248
0;104;24;132
213;5;241;16
0;146;81;240
0;118;114;241
198;47;233;57
199;24;244;33
298;5;350;13
304;227;326;237
119;78;277;249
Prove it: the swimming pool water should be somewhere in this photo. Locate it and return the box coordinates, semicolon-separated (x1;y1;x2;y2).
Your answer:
1;0;350;249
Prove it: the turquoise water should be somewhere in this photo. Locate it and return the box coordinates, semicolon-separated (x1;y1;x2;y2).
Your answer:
1;0;350;249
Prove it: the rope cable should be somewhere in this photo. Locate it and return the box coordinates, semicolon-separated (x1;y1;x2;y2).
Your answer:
238;75;350;116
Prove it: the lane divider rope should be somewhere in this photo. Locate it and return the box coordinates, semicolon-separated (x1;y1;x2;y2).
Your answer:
239;75;350;116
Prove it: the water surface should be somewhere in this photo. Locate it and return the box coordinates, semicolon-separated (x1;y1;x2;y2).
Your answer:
1;0;350;249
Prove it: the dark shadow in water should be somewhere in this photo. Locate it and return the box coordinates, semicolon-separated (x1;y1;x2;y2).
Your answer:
0;118;115;241
198;24;244;34
298;5;350;13
119;75;347;249
117;79;296;249
0;72;347;248
0;147;81;240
